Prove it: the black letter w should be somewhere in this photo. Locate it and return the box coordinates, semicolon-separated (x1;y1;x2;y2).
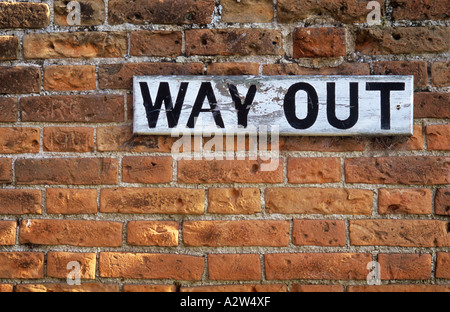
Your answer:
139;82;188;128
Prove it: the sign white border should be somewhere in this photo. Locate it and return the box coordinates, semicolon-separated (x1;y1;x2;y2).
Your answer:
133;75;413;136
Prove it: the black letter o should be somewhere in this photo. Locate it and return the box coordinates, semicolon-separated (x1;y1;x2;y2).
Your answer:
283;83;319;130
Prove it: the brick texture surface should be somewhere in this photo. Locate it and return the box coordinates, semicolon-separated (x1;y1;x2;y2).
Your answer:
414;93;450;119
24;32;127;59
54;0;105;26
46;189;98;214
0;67;41;94
19;219;123;247
293;27;346;58
183;220;290;247
265;253;371;280
185;29;283;56
44;66;96;91
15;158;119;185
0;36;19;60
108;0;215;25
99;252;204;280
355;27;449;55
265;188;373;215
435;189;450;216
0;2;49;28
47;252;97;279
21;95;125;122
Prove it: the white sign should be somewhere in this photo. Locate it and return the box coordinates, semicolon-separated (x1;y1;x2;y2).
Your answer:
133;75;413;136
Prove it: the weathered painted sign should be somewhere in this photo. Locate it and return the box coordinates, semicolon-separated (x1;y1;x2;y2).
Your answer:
133;75;413;136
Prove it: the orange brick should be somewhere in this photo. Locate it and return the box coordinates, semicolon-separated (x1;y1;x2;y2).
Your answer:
347;285;450;292
47;252;96;279
0;2;49;28
202;134;280;153
16;283;119;292
127;221;179;246
431;61;450;87
15;158;118;185
345;157;449;185
96;126;176;153
99;252;204;280
367;125;424;151
414;92;450;119
183;220;289;247
0;221;16;245
391;0;449;20
46;189;97;214
130;31;182;57
426;125;450;151
378;189;432;214
280;136;366;152
373;61;428;89
277;0;384;24
181;284;287;292
378;253;432;280
293;27;346;58
123;285;177;292
208;188;261;214
265;253;371;280
98;63;203;90
178;159;283;183
24;32;127;59
206;63;260;75
100;188;204;214
0;252;44;279
54;0;105;26
435;188;450;216
263;63;370;76
0;189;42;214
185;29;283;56
0;97;17;122
44;66;96;91
0;67;40;94
0;128;39;154
290;285;343;292
355;27;449;55
43;127;94;152
0;284;13;292
21;95;124;122
287;158;341;183
108;0;215;25
208;254;261;281
265;188;373;215
350;220;450;247
293;220;346;246
0;158;12;184
0;36;19;60
122;156;173;183
436;253;450;279
19;219;123;247
126;93;133;121
221;0;273;23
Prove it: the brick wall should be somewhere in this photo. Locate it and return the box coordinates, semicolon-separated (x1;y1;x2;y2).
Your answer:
0;0;449;293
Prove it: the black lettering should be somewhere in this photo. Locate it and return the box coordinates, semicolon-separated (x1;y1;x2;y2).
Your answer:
283;82;319;129
366;82;405;130
327;82;359;129
228;84;257;127
139;81;188;128
187;82;225;128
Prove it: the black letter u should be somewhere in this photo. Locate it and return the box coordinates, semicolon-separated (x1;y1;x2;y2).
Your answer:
327;82;359;130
